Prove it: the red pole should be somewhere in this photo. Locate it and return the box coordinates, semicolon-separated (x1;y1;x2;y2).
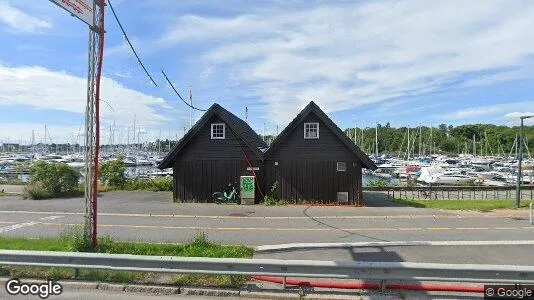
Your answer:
92;0;105;249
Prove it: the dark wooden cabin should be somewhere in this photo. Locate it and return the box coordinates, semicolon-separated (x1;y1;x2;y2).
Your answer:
158;103;268;202
264;101;377;205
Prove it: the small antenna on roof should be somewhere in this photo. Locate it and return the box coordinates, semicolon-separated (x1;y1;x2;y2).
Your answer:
245;107;248;124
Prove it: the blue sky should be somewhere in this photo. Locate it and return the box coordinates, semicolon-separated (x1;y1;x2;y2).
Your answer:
1;0;534;144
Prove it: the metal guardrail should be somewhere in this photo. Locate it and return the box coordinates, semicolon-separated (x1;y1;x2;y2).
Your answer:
0;250;533;284
364;185;534;201
363;185;534;191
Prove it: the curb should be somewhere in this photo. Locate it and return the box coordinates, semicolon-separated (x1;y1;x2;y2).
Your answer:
254;240;534;252
0;277;400;299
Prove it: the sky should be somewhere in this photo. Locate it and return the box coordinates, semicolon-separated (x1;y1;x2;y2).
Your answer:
1;0;534;145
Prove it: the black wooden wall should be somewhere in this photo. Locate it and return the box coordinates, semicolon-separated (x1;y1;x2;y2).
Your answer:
172;115;263;202
265;113;364;204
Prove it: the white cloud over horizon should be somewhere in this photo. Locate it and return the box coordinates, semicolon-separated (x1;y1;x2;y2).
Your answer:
153;0;534;124
2;0;534;144
0;121;185;145
440;101;534;121
0;1;52;33
0;64;172;127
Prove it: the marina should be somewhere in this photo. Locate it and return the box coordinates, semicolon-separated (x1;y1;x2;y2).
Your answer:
367;154;534;187
2;148;533;187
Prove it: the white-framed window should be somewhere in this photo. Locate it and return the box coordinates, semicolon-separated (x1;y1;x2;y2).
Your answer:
211;123;225;139
337;162;346;172
304;122;319;139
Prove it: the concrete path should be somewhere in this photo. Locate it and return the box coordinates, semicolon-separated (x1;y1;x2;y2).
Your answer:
0;185;23;194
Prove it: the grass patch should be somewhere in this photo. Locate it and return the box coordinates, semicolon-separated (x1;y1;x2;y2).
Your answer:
393;198;532;211
0;229;252;287
22;182;84;200
172;274;249;288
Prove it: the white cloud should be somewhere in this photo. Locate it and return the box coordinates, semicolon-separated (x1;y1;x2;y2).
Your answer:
504;112;534;119
441;101;534;120
155;0;534;124
0;64;172;128
0;123;81;145
0;1;52;33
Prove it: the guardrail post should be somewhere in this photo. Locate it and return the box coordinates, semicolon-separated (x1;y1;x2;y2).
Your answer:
530;203;533;225
380;280;386;292
73;268;79;279
282;276;287;289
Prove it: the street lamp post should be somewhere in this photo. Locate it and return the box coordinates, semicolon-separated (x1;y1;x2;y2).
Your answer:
516;115;534;208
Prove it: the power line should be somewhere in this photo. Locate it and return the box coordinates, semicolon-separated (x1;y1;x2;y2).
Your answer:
161;70;207;111
107;0;158;87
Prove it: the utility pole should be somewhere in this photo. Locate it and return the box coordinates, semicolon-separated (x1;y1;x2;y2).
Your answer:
516;115;534;208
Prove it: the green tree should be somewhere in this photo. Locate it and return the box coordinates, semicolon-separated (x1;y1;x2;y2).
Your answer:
100;157;127;188
30;161;80;195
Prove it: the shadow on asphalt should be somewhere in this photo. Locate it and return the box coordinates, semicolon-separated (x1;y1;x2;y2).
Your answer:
302;206;390;242
362;192;403;207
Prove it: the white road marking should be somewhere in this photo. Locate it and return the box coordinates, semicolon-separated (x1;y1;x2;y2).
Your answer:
0;221;38;233
0;216;63;233
255;240;534;252
39;216;63;221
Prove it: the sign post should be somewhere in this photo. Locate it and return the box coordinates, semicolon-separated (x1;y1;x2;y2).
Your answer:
49;0;105;249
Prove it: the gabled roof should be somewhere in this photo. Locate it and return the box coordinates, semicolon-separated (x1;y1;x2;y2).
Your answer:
264;101;377;170
158;103;268;169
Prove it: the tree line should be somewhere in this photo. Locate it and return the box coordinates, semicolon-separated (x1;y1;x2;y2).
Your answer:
342;123;534;158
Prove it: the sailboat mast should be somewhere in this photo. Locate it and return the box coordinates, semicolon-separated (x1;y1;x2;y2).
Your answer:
473;133;477;157
418;125;422;157
44;124;47;153
429;126;433;156
375;124;378;158
406;127;410;159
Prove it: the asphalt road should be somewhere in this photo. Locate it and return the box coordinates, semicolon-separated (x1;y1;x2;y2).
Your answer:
0;191;533;265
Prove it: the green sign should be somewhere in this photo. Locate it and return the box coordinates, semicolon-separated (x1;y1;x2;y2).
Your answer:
240;176;255;199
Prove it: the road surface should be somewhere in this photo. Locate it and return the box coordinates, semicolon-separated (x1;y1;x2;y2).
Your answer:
0;191;532;265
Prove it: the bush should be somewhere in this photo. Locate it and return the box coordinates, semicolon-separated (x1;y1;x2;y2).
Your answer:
100;158;127;188
25;161;81;199
22;182;51;200
124;177;172;191
263;181;284;206
59;226;93;252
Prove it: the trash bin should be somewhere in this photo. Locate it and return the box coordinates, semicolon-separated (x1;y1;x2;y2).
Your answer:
240;176;255;205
